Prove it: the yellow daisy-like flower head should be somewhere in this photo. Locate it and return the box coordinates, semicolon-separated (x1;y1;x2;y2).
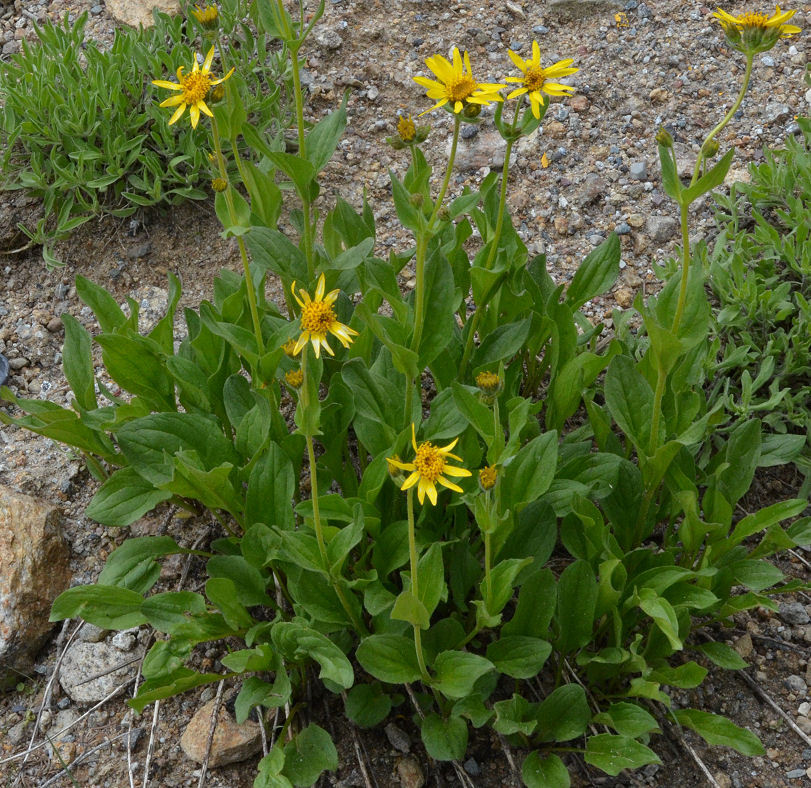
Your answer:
291;274;358;359
713;6;801;53
387;424;472;506
479;465;498;492
397;114;417;142
284;369;304;389
505;41;579;119
191;3;219;29
151;46;234;129
414;47;505;116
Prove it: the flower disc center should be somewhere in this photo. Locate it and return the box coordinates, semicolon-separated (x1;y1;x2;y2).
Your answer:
524;66;547;92
301;301;336;334
182;71;211;104
448;74;477;102
414;443;446;483
739;11;769;28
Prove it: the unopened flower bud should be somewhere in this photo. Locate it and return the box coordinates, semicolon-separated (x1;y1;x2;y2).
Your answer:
463;103;481;119
397;115;416;142
415;125;431;144
211;177;228;192
282;339;298;358
191;3;219;30
409;192;424;207
437;206;451;222
479;465;498;492
210;84;225;103
285;369;303;389
655;127;673;148
701;137;719;158
475;370;502;399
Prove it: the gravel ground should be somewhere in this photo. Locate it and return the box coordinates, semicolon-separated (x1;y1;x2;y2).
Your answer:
1;0;810;785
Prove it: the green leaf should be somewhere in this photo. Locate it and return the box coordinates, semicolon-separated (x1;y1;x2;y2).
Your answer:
206;555;271;607
246;227;308;283
605;355;653;452
584;734;662;775
255;748;293;788
535;684;590;742
592;703;660;738
246;444;295;529
729;559;784;592
695;642;748;670
471;318;532;371
674;709;764;756
420;714;468;761
206;577;254;630
75;275;127;333
86;467;172;527
637;589;683;650
141;591;206;634
493;694;537;736
565;233;621;311
272;622;354;689
264;150;315;201
502;568;556;639
391;589;430;630
729;499;808;547
50;585;146;629
682;148;734;204
282;724;338;786
555;560;597;654
418;253;456;369
648;661;707;689
451;382;494;444
306;99;347;174
486;636;552;679
356;634;422;684
130;669;228;713
485;558;534;616
658;142;681;202
522;752;570;788
344;684;392;728
61;313;96;410
98;535;182;593
501;431;559;509
431;651;494;700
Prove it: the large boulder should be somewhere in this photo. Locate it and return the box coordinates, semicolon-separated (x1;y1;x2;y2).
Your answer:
105;0;181;28
0;486;71;688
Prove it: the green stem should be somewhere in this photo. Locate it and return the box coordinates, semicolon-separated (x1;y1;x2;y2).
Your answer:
427;115;461;230
648;364;666;459
671;201;692;333
407;489;431;683
457;124;517;380
288;42;315;281
211;116;265;356
690;53;753;188
484;530;493;611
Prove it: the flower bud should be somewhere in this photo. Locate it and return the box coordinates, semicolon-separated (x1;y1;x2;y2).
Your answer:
210;84;226;103
415;125;431;144
463;103;481;119
409;192;424;207
191;3;219;30
701;137;719;158
397;115;416;143
211;177;228;192
475;370;502;400
479;465;498;492
437;206;451;222
285;369;303;389
282;339;298;358
655;127;673;148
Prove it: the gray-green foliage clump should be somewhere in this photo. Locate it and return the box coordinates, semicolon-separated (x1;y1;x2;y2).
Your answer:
0;2;289;265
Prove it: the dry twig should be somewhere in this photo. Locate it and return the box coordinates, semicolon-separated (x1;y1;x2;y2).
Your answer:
197;679;226;788
38;731;130;788
141;700;160;788
736;669;811;748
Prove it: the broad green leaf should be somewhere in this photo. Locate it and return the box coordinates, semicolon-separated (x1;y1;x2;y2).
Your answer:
141;591;206;634
98;535;183;593
648;661;706;689
729;499;808;547
282;724;338;786
130;668;228;713
344;684;392;728
522;752;570;788
420;713;468;761
431;651;494;700
658;142;681;202
535;684;590;742
306;100;347;174
565;233;621;310
592;702;660;738
501;431;558;509
391;589;430;630
271;622;354;689
206;577;254;630
674;709;764;755
246;444;295;529
605;355;653;452
356;634;422;684
682;148;734;204
695;642;748;670
206;555;271;607
584;734;662;775
555;560;597;654
486;636;552;679
86;467;172;527
637;589;683;650
61;313;96;410
50;585;146;629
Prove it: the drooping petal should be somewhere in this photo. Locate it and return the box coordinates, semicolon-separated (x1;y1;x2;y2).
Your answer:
437;476;463;493
189;103;200;128
168;103;187;125
159;94;187;107
401;471;420;490
198;100;214;118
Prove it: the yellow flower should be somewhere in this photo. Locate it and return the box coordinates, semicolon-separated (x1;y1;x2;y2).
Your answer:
475;370;502;398
191;3;219;29
285;369;304;389
397;114;417;142
505;41;579;119
152;46;234;129
388;424;472;506
211;177;228;192
282;339;298;358
479;465;498;491
291;274;358;359
413;47;505;115
713;5;801;52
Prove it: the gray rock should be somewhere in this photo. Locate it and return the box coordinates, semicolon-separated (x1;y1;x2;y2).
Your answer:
385;722;411;753
313;25;342;50
760;54;776;67
786;769;806;779
0;487;71;688
7;719;29;746
785;675;808;695
77;623;108;643
180;699;262;767
548;0;623;20
396;755;425;788
629;160;648;180
764;103;791;124
464;758;481;776
59;641;143;704
646;215;679;243
615;222;631;235
779;602;810;626
105;0;179;28
111;630;138;652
